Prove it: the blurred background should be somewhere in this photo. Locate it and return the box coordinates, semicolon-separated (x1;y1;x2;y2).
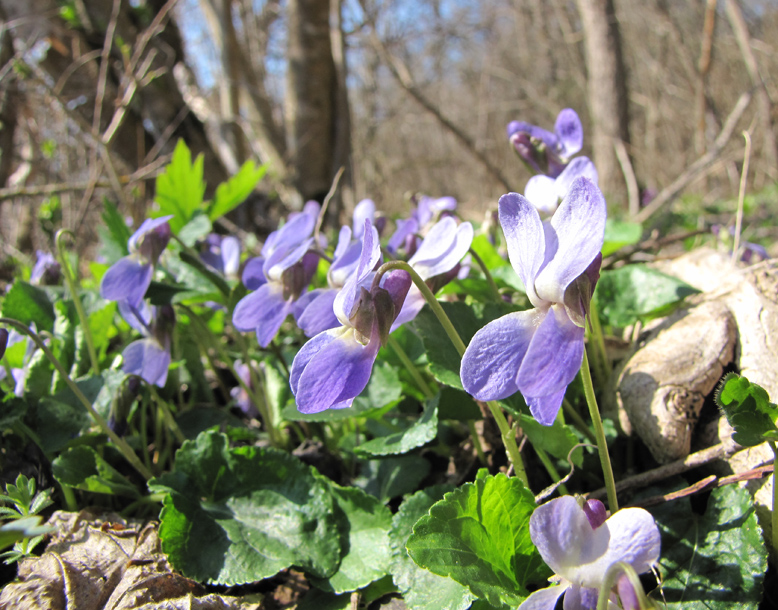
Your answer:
0;0;776;258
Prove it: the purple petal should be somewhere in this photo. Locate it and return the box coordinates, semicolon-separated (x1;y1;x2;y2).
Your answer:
518;305;584;401
563;586;599;610
128;215;174;252
531;497;661;589
118;300;153;335
379;269;412;318
530;496;600;579
261;212;315;258
460;309;539;401
517;585;567;610
264;237;314;281
534;177;607;304
332;226;353;263
293;326;381;413
556;157;599;196
583;499;608;530
410;219;473;280
221;236;241;276
554;108;583;158
390;285;425;331
232;283;293;347
290;330;337;395
241;257;267;290
100;256;153;307
352;199;375;237
334;222;380;324
122;338;170;387
297;289;339;337
526;389;568;426
387;217;419;254
498;193;546;306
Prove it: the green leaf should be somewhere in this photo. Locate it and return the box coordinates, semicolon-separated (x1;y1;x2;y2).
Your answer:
98;198;131;263
208;160;267;221
602;219;642;257
406;473;548;608
311;479;392;593
438;386;482;421
356;394;439;456
148;430;342;585
177;213;213;248
354;455;431;503
519;414;582;467
0;517;52;552
595;264;699;327
52;446;140;498
715;373;778;446
470;234;508;271
389;485;474;610
30;397;91;455
2;281;56;332
648;485;767;609
413;302;515;390
296;589;353;610
153;139;206;233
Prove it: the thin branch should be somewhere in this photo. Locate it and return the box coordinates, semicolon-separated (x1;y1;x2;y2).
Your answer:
635;91;752;223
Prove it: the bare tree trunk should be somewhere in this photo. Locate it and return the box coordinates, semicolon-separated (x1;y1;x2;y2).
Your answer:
329;0;354;222
285;0;336;207
0;4;17;187
724;0;778;183
575;0;630;204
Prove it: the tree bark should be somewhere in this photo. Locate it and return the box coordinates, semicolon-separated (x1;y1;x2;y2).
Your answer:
285;0;337;207
575;0;630;204
0;4;17;187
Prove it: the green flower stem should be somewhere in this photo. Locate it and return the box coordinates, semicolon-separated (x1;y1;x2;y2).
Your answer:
180;304;280;448
582;346;619;512
769;441;778;555
149;386;185;445
534;446;569;496
562;398;597;444
55;230;100;375
587;297;610;385
0;318;153;481
59;483;78;513
467;420;487;465
388;334;435;399
468;247;502;302
375;260;529;484
596;561;649;610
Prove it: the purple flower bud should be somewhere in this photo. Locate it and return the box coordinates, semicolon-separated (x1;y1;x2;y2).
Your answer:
582;498;608;529
31;251;61;286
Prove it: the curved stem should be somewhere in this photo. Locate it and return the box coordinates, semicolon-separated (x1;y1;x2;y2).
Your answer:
769;441;778;554
582;347;619;512
375;260;529;484
468;247;501;302
0;318;153;481
55;230;100;375
388;334;435;399
597;561;649;610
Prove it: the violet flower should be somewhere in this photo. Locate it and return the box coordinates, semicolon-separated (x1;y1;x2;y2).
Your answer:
295;224;365;337
290;221;411;414
119;302;175;387
232;209;319;347
100;216;173;307
387;195;458;256
508;109;583;178
460;177;606;425
200;234;241;279
30;251;61;285
524;156;599;215
520;496;660;610
392;216;473;330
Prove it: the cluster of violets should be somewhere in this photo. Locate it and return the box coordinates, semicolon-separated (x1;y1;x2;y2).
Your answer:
91;107;661;606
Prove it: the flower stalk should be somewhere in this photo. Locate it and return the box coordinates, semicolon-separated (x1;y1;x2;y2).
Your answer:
376;260;529;486
56;230;100;375
582;346;619;512
0;317;153;481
